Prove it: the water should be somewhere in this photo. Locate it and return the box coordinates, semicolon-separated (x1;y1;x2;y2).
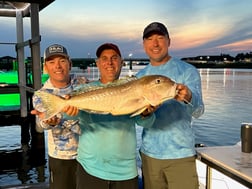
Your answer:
0;67;252;187
194;68;252;147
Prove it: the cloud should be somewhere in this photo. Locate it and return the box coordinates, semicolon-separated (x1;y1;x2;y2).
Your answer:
1;0;252;58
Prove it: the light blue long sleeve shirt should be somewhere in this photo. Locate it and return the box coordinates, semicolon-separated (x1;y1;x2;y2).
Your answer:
77;80;156;180
136;57;204;159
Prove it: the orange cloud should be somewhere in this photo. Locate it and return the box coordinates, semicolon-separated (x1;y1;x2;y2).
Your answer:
217;39;252;52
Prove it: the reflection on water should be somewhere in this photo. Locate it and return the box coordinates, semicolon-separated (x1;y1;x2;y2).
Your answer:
0;126;47;187
0;67;252;186
194;68;252;146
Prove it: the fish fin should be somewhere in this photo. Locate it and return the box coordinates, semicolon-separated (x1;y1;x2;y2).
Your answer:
110;76;137;85
71;84;104;96
35;91;65;121
70;77;138;96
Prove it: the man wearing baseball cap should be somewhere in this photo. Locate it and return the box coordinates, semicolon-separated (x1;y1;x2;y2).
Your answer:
136;22;204;189
75;43;156;189
95;43;123;83
32;44;87;189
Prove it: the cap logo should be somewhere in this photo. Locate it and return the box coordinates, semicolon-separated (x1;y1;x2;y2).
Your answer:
49;46;64;54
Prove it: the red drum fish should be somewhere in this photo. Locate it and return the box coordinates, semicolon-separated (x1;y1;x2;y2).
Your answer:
34;75;177;120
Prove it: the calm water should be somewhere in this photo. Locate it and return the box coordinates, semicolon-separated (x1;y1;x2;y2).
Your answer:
0;67;252;187
194;68;252;146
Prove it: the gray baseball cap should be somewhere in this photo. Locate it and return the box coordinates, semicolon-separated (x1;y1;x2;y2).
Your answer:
44;44;69;61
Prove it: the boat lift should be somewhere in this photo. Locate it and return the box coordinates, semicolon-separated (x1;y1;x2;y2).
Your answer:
0;0;54;117
0;1;55;164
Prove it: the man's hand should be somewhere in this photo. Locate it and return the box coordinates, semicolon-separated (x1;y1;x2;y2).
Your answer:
175;84;192;104
141;105;158;117
62;105;79;116
31;109;60;126
31;109;45;119
61;95;79;116
43;116;61;126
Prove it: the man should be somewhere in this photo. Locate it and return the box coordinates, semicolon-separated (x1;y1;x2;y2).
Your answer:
31;44;87;189
75;43;156;189
136;22;204;189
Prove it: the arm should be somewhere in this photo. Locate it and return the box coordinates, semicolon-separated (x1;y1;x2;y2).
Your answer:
179;67;204;118
135;106;156;128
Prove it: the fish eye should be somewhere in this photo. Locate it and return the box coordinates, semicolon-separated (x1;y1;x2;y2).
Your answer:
155;79;161;84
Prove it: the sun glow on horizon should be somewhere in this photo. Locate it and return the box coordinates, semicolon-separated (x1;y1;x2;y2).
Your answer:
217;39;252;52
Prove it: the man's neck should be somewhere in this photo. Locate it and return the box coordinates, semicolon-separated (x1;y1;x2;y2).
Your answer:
151;55;171;66
50;78;70;88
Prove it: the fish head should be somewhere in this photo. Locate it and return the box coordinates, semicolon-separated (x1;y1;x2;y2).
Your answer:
140;75;177;106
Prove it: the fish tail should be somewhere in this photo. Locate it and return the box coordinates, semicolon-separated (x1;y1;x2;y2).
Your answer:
35;91;65;120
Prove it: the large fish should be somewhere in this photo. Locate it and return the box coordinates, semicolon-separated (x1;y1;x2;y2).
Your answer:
34;75;177;120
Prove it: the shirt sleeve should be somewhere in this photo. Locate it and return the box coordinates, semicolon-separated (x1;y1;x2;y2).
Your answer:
183;67;204;118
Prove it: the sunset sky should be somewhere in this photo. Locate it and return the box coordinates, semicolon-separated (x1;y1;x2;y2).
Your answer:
0;0;252;59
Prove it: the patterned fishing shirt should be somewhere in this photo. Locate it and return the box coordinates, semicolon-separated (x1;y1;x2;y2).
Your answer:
33;74;88;160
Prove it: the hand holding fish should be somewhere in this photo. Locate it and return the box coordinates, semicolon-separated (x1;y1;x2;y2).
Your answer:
31;109;45;119
175;84;192;104
61;95;80;116
43;115;61;126
31;109;60;126
62;105;79;116
141;105;158;117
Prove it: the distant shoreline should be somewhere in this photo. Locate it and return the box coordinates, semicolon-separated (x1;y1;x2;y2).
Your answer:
70;58;252;70
187;62;252;69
